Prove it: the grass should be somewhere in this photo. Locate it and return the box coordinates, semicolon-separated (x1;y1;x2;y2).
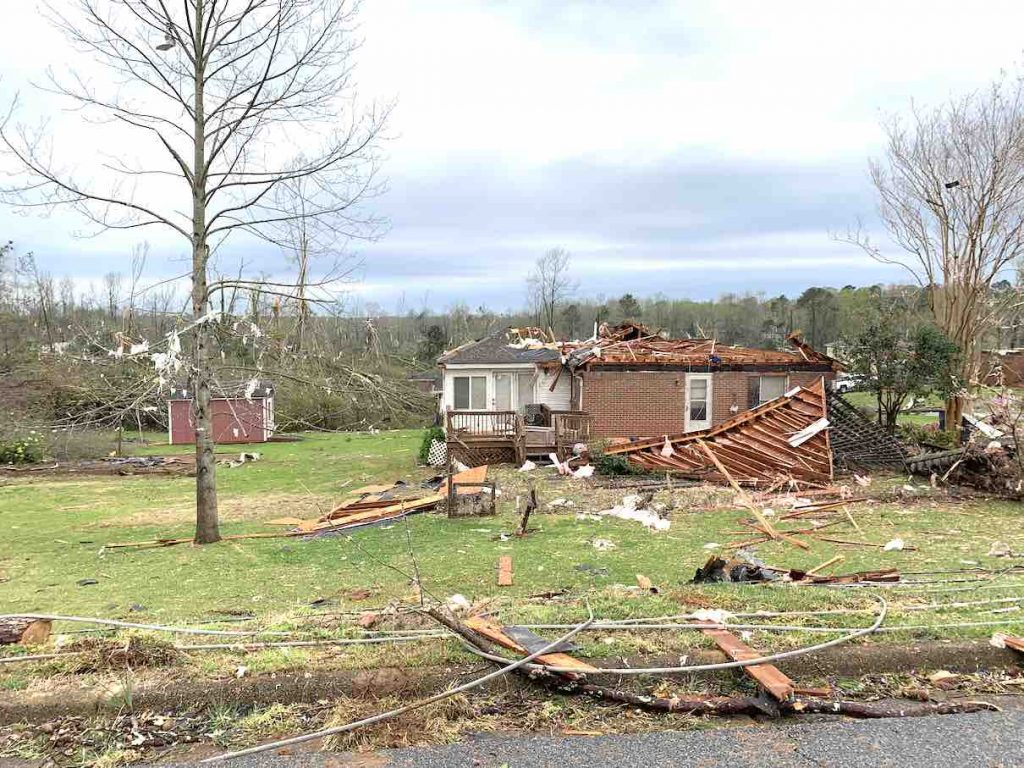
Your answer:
1;428;1023;686
840;391;942;427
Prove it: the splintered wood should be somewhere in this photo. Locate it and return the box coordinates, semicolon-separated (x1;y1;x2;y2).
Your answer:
464;616;597;675
604;379;833;485
701;627;794;701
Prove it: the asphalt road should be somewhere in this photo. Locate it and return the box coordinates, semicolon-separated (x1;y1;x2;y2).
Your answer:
183;709;1024;768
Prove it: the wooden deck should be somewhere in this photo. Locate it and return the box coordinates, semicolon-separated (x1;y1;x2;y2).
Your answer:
445;410;591;467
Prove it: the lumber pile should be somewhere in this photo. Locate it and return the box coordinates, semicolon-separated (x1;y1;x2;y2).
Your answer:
603;379;832;485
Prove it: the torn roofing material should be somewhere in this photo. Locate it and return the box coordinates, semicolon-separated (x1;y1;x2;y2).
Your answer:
604;378;833;485
563;331;840;371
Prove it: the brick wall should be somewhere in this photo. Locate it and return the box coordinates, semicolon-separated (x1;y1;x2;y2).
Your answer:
584;369;834;439
584;370;686;438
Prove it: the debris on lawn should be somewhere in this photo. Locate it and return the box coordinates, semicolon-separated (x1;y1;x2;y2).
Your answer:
591;539;616;551
497;556;514;587
597;494;670;532
106;466;492;549
699;626;794;701
693;554;776;584
991;633;1024;653
0;617;51;645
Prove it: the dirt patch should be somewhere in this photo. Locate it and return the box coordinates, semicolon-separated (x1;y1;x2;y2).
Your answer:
111;493;333;528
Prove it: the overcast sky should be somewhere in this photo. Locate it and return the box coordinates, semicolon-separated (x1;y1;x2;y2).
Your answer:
2;0;1024;312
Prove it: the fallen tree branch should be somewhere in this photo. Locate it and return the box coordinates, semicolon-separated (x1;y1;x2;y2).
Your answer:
199;605;595;763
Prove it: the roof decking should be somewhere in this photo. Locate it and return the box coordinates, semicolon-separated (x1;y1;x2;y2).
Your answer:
603;378;833;485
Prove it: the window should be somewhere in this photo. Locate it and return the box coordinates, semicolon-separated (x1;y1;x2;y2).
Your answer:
453;376;486;409
517;373;535;413
494;373;513;410
689;378;708;422
749;375;787;406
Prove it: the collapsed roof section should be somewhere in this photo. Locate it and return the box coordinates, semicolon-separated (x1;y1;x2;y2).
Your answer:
603;378;833;485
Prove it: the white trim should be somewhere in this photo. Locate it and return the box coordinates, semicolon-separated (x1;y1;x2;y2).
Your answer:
443;362;537;370
684;373;713;432
167;401;174;445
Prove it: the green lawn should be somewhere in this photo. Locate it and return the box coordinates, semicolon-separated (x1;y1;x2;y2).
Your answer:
1;430;1023;671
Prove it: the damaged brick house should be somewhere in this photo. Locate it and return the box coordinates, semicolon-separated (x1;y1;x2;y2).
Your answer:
438;324;840;460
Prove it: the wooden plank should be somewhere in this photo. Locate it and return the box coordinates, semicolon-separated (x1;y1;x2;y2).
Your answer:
497;555;513;586
1000;634;1024;653
806;554;844;575
464;616;597;673
701;627;794;701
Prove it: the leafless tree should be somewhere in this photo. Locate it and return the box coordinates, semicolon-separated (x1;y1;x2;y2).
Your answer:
526;247;576;334
841;74;1024;428
0;0;387;543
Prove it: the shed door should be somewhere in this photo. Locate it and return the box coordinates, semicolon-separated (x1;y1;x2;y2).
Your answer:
685;374;713;432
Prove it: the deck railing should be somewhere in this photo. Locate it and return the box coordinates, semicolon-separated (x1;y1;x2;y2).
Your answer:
552;411;592;453
445;409;521;437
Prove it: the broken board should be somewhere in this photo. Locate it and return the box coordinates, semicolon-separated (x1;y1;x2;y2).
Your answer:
701;627;794;701
497;555;513;586
464;616;596;675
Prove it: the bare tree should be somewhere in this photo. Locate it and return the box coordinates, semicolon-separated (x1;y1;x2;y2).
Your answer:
1;0;387;543
526;247;576;334
842;74;1024;428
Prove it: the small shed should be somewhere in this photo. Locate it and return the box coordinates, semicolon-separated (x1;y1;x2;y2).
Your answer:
167;382;275;445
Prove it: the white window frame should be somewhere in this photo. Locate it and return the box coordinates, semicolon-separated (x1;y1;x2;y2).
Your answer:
685;373;713;432
755;375;789;405
453;375;487;410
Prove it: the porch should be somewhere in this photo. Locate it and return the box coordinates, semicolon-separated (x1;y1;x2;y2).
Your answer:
444;409;592;467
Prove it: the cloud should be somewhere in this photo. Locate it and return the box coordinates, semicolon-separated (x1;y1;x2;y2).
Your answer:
1;0;1023;310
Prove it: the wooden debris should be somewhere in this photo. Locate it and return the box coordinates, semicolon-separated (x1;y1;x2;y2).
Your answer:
806;555;845;576
497;556;514;587
516;485;538;537
604;379;833;485
0;618;51;646
700;627;795;701
464;616;597;676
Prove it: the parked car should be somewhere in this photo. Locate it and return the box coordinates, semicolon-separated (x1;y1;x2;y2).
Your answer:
833;373;865;393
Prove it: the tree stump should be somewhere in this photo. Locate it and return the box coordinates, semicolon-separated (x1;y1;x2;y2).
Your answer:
0;618;52;646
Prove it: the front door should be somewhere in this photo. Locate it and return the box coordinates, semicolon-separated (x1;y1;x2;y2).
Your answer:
685;373;713;432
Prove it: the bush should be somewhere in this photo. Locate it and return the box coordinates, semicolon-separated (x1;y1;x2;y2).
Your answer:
418;426;445;464
592;451;646;476
0;431;46;465
898;423;959;450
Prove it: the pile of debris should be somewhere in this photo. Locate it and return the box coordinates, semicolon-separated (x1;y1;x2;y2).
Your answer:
603;380;833;485
106;467;490;550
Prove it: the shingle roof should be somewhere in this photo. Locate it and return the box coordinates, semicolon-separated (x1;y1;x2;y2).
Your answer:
438;331;561;365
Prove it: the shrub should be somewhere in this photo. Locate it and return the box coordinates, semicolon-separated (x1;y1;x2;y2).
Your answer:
0;431;45;465
418;426;445;464
592;451;646;476
898;423;959;450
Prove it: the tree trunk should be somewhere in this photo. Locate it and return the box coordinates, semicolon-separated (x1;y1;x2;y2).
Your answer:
945;394;964;435
191;0;220;545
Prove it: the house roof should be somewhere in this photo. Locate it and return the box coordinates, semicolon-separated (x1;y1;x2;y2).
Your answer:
438;330;562;366
563;329;840;371
437;324;840;372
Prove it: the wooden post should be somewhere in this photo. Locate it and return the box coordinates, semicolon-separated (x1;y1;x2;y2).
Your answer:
516;484;537;537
